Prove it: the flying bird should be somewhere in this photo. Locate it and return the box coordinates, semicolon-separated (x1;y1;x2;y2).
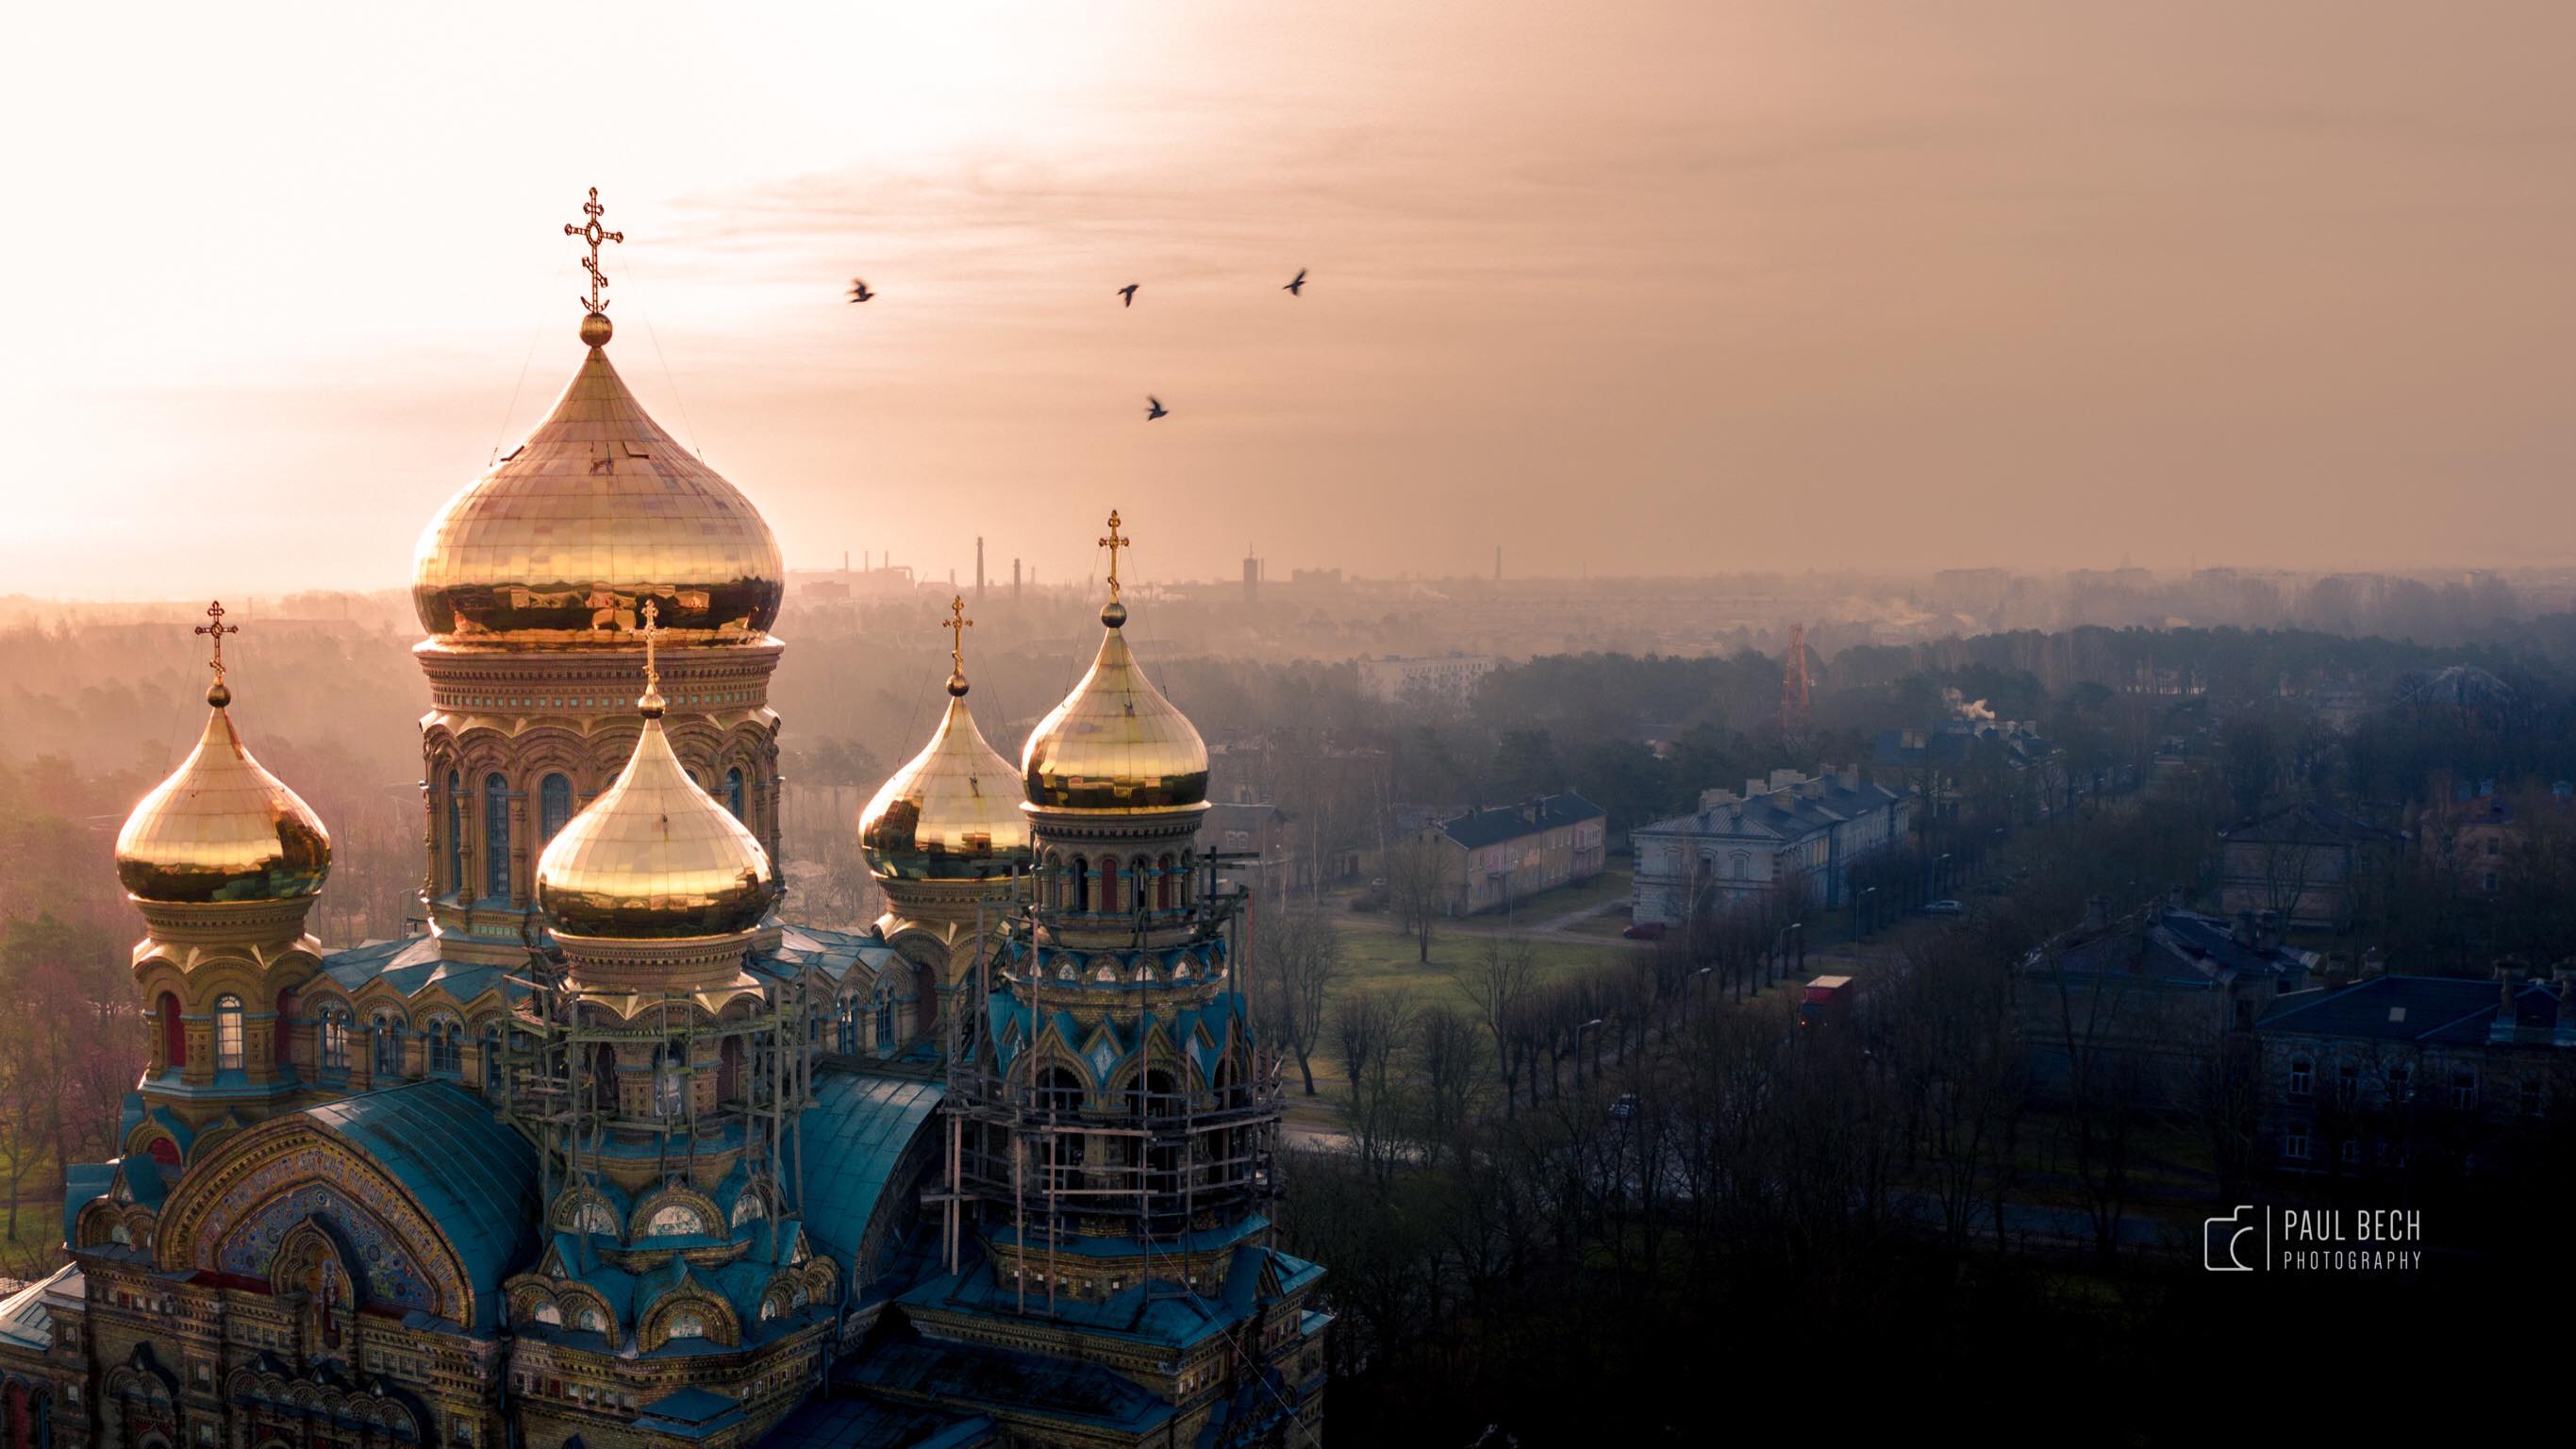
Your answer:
1145;396;1169;421
1282;268;1307;296
846;278;874;304
1119;284;1139;307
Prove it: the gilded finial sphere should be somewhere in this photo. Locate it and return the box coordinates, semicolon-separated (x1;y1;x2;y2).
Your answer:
206;679;231;708
1101;599;1128;629
947;669;971;698
579;311;614;347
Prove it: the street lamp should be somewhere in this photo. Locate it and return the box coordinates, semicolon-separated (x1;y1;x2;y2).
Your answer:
1573;1017;1605;1087
1689;966;1713;1011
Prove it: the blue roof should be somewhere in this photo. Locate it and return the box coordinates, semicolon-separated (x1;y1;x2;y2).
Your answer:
789;1068;943;1276
760;1393;994;1449
301;1081;538;1330
839;1338;1172;1438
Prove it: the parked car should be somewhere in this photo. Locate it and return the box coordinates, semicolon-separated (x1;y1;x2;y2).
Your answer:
1620;921;1666;941
1917;899;1965;916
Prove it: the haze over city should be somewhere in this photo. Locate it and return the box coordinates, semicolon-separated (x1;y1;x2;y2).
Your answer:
6;0;2572;603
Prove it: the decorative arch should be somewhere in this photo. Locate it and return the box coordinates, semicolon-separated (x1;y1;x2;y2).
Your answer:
155;1118;474;1326
640;1289;739;1350
631;1184;722;1242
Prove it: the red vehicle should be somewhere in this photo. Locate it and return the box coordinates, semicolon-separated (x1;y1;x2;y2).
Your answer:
1800;974;1853;1028
1620;920;1666;941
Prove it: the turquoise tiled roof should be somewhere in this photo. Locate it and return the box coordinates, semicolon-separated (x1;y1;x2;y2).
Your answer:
789;1068;943;1276
301;1081;538;1330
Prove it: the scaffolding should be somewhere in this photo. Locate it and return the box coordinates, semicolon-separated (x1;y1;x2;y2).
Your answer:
503;945;818;1225
935;857;1284;1315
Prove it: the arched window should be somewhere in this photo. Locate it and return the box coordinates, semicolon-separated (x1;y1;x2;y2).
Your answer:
836;998;858;1055
372;1014;403;1075
573;1305;604;1334
540;774;573;843
1072;856;1091;913
732;1193;767;1227
428;1019;461;1076
159;992;186;1070
445;771;466;897
483;1023;505;1093
320;1008;350;1071
574;1200;618;1237
1156;854;1175;911
533;1301;561;1326
213;995;245;1072
482;773;512;900
664;1310;705;1341
654;1046;686;1118
724;767;746;820
647;1206;705;1238
874;991;895;1054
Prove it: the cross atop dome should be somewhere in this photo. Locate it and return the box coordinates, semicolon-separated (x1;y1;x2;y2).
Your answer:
942;595;973;697
194;600;239;706
564;186;624;345
638;598;666;715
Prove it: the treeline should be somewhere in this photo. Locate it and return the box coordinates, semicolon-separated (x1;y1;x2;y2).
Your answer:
1274;772;2537;1443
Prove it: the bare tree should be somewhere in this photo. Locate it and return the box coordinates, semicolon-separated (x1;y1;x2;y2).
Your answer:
1454;933;1538;1106
1253;903;1343;1095
1384;832;1456;963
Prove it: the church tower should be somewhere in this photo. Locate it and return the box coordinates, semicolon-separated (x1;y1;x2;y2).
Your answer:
856;595;1032;1057
409;190;788;966
114;604;333;1140
899;513;1328;1445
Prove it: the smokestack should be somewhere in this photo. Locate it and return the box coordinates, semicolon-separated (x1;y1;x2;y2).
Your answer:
842;549;849;573
1014;558;1022;598
976;537;985;598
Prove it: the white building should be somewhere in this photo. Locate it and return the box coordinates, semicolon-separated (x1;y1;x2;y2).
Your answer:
1357;653;1497;706
1630;765;1910;924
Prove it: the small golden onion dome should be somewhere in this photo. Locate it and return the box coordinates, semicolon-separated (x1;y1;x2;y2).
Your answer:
410;344;784;647
535;703;778;939
115;683;331;904
860;674;1032;880
1021;604;1209;811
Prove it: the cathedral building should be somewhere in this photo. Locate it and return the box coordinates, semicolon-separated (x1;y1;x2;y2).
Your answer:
0;194;1324;1449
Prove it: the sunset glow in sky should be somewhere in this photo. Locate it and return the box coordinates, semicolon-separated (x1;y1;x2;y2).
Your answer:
3;1;2570;599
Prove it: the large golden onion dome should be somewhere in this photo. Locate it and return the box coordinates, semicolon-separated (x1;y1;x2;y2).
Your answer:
860;604;1032;879
536;647;778;938
1022;584;1209;813
116;675;331;904
410;325;785;647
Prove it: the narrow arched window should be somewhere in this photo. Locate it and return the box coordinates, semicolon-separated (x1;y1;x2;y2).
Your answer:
654;1044;686;1118
373;1015;403;1075
540;774;573;843
159;992;186;1070
445;771;467;896
321;1008;350;1071
484;1023;505;1093
874;992;895;1054
837;998;858;1055
725;767;746;820
429;1020;461;1076
213;995;245;1071
1156;854;1175;911
1072;856;1091;913
483;773;512;900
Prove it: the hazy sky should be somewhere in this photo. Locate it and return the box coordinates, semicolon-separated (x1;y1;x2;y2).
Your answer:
3;1;2570;600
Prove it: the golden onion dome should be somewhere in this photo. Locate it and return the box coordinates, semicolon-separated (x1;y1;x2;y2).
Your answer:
410;329;785;647
860;664;1032;880
1022;597;1209;812
535;673;778;939
116;680;331;904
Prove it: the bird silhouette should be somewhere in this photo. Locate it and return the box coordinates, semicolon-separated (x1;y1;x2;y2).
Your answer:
1145;396;1169;421
846;278;874;304
1118;284;1139;307
1282;268;1307;296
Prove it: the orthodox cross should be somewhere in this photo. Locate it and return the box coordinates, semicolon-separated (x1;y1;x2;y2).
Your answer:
564;187;625;314
1099;509;1131;600
194;600;238;685
942;595;973;673
639;598;664;707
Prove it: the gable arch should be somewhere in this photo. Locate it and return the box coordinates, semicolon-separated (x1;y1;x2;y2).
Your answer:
154;1117;477;1327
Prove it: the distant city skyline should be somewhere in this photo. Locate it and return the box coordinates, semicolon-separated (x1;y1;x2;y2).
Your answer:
7;1;2573;601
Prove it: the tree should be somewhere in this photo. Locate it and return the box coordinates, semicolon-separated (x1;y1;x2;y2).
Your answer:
1253;903;1342;1094
1454;933;1538;1107
1384;833;1455;963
